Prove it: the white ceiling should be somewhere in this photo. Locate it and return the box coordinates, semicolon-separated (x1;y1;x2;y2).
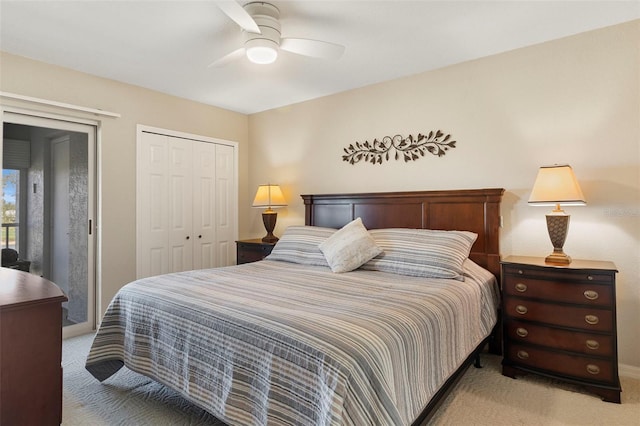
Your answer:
1;1;638;115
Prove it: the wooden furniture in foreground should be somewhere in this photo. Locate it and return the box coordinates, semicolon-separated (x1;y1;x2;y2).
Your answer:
501;256;620;403
236;239;276;264
302;188;505;425
0;267;68;425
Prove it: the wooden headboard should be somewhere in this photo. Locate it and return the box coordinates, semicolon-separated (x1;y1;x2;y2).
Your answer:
301;188;505;278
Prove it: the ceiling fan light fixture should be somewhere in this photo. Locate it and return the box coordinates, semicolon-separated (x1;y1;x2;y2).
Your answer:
245;38;278;64
214;1;345;68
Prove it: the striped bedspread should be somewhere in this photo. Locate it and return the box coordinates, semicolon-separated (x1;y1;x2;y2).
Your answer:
86;259;499;425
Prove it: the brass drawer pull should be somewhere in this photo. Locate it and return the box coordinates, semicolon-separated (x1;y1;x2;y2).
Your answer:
516;327;528;338
586;339;600;350
515;283;528;292
586;364;601;375
584;290;599;300
517;350;529;360
515;305;528;315
585;315;599;325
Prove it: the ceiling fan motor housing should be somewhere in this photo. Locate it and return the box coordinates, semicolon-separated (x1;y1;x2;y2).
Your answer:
243;2;281;47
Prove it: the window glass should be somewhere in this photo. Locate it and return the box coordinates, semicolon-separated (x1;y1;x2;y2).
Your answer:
2;169;19;250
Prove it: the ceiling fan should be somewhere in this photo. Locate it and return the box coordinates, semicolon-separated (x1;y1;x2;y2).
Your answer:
210;1;345;67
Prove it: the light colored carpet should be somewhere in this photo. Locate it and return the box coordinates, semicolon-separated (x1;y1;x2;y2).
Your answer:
63;333;639;425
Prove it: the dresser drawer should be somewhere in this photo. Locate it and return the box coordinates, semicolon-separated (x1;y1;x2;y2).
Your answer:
505;319;614;357
506;344;615;384
504;298;613;332
503;264;614;285
503;275;612;307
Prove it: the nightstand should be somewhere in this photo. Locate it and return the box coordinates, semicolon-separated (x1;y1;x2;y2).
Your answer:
236;239;276;264
501;256;620;403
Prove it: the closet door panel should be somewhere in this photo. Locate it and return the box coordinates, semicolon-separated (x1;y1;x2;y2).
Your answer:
215;144;236;267
193;141;216;270
168;137;193;273
137;133;170;278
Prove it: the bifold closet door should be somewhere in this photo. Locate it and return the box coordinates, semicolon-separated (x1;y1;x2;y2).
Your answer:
214;144;235;267
137;132;195;277
137;131;236;278
137;132;171;278
167;137;194;273
192;141;216;270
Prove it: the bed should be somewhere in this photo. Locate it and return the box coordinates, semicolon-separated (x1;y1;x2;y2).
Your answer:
86;188;504;425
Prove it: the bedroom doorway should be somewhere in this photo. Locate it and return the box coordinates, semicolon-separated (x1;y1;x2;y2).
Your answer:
1;111;97;338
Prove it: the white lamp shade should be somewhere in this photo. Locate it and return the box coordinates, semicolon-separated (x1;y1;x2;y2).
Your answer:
528;165;586;206
252;184;287;208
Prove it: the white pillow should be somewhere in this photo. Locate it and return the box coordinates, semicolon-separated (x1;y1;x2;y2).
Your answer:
319;218;382;273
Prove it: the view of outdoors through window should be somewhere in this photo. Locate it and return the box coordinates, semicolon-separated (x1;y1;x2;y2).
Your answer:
2;169;19;250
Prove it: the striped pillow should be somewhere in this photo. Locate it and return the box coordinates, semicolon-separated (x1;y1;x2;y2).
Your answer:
266;226;335;267
361;228;477;281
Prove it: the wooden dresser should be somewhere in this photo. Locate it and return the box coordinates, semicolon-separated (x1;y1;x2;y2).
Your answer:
501;256;620;403
0;267;68;425
236;239;276;264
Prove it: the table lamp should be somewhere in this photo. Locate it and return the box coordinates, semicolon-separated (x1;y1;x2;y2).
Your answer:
252;184;287;243
528;164;586;264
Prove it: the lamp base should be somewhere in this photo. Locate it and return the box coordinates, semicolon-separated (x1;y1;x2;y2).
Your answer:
545;214;572;264
261;211;279;243
262;235;279;243
545;250;572;265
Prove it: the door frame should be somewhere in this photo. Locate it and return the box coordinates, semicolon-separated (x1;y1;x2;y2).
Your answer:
50;135;71;307
1;107;100;339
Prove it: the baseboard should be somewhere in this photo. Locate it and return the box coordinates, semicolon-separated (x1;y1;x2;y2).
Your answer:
619;363;640;379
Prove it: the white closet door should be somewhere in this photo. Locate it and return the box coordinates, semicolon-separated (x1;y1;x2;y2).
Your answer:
137;126;238;277
215;144;236;266
192;141;216;270
167;137;193;273
137;132;170;278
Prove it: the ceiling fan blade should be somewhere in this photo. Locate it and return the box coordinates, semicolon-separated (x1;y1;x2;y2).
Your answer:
208;48;245;68
216;1;261;34
280;38;345;60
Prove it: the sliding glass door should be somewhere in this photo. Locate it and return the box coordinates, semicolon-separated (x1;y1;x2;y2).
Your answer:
1;111;96;338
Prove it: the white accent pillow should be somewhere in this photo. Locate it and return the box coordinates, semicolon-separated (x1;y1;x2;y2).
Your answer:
319;218;383;273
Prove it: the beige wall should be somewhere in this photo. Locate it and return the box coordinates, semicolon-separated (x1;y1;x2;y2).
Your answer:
0;52;249;315
1;20;638;371
248;21;640;370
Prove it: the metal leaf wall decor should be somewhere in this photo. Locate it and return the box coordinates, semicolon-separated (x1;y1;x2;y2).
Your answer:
342;131;457;165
